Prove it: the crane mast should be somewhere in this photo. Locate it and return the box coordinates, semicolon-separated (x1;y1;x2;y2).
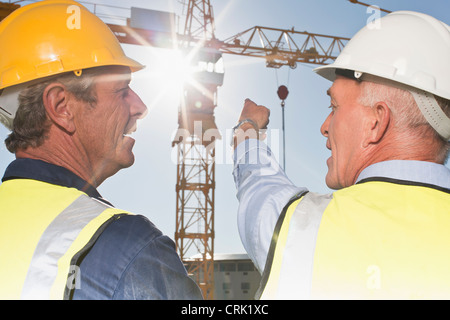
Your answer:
182;0;216;41
174;0;221;300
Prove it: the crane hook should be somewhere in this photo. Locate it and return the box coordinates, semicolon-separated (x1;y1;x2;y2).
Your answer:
277;85;289;171
277;85;289;102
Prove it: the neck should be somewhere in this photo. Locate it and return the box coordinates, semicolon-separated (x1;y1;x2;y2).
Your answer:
15;135;102;188
356;133;442;184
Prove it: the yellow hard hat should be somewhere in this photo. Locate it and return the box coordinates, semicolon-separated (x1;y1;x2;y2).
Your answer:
0;0;144;90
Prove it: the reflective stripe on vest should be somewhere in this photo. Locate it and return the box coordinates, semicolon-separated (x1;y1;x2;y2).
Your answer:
257;191;332;299
258;179;450;299
0;179;129;300
21;195;123;300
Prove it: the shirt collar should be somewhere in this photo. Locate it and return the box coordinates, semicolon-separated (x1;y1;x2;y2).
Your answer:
356;160;450;190
2;158;113;205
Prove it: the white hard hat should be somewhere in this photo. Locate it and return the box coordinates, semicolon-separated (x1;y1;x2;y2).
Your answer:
314;11;450;140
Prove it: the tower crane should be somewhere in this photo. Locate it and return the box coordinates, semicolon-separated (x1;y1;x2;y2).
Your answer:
0;0;362;299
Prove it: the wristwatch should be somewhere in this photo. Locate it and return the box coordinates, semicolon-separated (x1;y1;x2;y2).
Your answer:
231;118;260;146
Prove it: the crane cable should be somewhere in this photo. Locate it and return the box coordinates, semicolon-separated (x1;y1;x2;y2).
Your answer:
275;68;290;171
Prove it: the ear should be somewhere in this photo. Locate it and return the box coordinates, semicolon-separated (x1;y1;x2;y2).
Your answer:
363;102;391;147
42;83;76;134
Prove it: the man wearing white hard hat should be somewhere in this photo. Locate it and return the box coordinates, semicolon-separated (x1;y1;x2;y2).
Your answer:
232;11;450;299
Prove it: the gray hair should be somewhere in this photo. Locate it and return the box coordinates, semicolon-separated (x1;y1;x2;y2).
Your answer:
4;69;100;153
358;81;450;163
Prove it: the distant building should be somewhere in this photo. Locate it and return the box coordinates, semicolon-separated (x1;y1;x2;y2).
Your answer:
186;253;262;300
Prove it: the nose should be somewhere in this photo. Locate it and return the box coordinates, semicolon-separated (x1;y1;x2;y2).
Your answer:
320;112;331;137
129;89;148;119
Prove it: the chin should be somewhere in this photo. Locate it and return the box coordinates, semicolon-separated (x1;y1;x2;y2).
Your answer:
118;142;136;167
121;153;135;169
325;174;340;190
109;153;135;176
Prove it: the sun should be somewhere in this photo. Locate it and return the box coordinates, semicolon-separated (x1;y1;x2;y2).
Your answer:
153;48;197;96
125;42;225;126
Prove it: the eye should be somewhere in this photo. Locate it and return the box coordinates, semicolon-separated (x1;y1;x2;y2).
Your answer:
117;86;130;99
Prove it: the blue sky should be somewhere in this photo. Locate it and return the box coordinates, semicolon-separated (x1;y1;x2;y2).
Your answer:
1;0;449;255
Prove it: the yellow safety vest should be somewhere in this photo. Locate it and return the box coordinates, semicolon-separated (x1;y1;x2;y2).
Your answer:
0;178;130;300
258;179;450;299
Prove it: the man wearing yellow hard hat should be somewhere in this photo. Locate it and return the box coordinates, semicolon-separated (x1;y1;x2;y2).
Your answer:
232;11;450;299
0;0;202;300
